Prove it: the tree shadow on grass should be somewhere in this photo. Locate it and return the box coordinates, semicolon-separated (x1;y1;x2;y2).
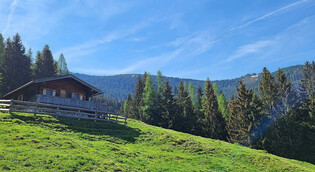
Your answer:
9;112;142;143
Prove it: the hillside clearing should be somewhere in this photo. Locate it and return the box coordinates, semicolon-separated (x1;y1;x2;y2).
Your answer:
0;112;314;171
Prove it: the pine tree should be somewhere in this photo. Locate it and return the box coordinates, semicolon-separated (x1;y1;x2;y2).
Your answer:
1;34;31;93
161;80;176;128
227;81;262;146
33;44;55;79
57;53;69;75
141;74;158;124
202;78;226;140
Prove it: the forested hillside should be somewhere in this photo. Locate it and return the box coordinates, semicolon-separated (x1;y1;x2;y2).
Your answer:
74;65;303;100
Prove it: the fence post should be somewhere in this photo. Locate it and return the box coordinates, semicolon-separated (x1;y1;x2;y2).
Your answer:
9;99;13;113
34;100;38;117
124;114;127;125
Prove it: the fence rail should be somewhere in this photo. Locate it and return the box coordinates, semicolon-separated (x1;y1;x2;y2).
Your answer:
0;99;127;124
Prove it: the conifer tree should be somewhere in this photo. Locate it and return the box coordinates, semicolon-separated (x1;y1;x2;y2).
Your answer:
0;34;5;95
141;74;158;124
227;81;262;146
57;53;69;75
123;93;132;115
130;75;144;119
276;68;299;114
259;67;278;119
188;82;196;105
218;92;229;121
1;34;31;93
156;71;164;125
0;34;5;68
161;80;176;128
212;82;219;96
174;82;194;133
194;85;206;136
202;78;226;140
262;62;315;164
33;45;55;79
196;86;203;111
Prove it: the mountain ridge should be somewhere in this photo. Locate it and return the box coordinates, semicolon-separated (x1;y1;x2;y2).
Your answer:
74;64;304;100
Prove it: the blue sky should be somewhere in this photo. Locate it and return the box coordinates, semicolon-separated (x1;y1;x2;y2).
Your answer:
0;0;314;80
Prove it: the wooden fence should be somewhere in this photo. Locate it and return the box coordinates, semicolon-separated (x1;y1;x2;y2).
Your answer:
0;99;127;124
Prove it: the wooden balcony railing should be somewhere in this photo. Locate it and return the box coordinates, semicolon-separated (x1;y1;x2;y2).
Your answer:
36;94;104;110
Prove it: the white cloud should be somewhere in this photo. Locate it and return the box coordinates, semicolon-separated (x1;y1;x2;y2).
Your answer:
2;0;17;34
227;40;274;62
213;0;311;42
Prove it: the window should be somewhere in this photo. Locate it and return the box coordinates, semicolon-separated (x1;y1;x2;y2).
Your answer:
43;88;56;96
79;94;83;100
60;90;66;97
72;93;80;99
46;89;52;96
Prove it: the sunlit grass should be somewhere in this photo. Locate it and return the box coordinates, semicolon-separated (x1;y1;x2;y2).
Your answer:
0;112;314;171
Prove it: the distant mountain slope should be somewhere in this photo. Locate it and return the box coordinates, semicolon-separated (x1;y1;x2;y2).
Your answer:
74;65;304;100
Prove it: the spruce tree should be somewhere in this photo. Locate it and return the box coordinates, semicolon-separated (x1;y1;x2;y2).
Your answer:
276;68;299;114
188;82;196;105
262;61;315;163
259;67;278;120
227;81;262;146
1;34;31;93
0;34;5;95
130;75;144;119
174;81;194;133
0;34;5;69
33;44;55;79
194;85;206;136
161;80;176;128
202;78;226;140
57;53;69;75
141;74;158;124
156;71;164;125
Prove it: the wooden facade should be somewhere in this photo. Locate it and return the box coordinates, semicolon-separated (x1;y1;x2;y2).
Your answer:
2;75;102;102
0;75;127;124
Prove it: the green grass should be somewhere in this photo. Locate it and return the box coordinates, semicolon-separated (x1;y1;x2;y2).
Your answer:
0;112;314;171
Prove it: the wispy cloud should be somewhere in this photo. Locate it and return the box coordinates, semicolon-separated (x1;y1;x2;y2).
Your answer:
213;0;311;42
74;57;159;75
226;40;274;62
2;0;17;34
55;17;157;59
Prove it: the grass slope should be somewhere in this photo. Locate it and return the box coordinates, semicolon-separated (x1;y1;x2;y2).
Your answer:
0;112;314;171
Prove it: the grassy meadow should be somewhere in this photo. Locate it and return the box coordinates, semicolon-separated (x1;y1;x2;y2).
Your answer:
0;112;314;171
